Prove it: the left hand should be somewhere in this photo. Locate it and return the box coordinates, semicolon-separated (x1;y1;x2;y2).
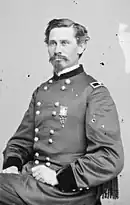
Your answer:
1;166;19;174
31;165;58;186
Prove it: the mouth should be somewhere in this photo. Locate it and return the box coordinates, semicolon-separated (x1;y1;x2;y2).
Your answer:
54;58;63;61
49;55;68;63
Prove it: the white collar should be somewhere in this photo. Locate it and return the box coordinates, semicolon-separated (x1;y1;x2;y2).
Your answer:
57;64;80;76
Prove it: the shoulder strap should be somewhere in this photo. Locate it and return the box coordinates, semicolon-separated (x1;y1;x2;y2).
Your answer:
89;81;104;89
84;80;104;101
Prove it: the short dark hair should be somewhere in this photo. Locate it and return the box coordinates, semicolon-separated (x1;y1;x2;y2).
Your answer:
44;18;90;58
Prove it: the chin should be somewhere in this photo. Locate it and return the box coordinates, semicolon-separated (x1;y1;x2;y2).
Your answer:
53;64;64;74
53;62;66;73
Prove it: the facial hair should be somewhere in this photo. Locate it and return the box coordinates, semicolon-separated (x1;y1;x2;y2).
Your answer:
49;54;69;74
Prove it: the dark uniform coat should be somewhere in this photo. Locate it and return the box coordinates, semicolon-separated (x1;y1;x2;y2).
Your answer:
0;65;124;205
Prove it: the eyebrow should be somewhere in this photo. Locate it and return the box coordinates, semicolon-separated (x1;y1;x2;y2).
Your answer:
49;39;71;43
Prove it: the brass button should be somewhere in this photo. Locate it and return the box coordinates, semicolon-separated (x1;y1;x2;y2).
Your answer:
79;188;83;191
36;110;40;115
61;85;66;91
35;128;39;133
44;86;48;91
52;111;56;116
34;137;39;142
54;102;60;107
50;129;54;135
35;152;39;157
34;160;39;165
37;102;41;106
46;157;50;161
65;79;71;85
46;162;51;167
48;79;53;84
48;138;53;144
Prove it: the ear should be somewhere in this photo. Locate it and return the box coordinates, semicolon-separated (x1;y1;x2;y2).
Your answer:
77;43;87;55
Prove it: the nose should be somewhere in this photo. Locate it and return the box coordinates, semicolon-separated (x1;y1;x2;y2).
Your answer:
54;44;62;54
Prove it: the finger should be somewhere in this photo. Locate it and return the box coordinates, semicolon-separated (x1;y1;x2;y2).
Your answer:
35;175;44;181
2;169;8;173
35;175;40;180
32;165;46;172
32;171;40;177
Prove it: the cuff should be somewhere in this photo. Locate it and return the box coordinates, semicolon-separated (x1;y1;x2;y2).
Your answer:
3;157;22;171
56;165;78;192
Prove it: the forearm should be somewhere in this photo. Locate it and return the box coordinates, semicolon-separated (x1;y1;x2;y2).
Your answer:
3;156;22;171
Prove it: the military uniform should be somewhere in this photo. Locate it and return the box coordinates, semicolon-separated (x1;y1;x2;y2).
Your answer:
0;64;124;205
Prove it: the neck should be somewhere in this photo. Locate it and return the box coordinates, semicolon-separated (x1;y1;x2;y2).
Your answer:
56;64;80;76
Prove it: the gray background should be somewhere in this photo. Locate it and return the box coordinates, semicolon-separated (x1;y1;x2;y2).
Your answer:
0;0;130;204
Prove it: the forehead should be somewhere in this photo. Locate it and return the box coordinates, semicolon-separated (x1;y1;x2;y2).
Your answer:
49;27;76;41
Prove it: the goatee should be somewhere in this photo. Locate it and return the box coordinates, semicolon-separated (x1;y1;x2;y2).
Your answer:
53;61;64;75
49;54;68;74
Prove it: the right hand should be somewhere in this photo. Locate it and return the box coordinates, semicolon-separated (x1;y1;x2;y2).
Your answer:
1;166;19;174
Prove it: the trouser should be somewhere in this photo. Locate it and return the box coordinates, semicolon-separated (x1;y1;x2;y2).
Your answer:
0;173;101;205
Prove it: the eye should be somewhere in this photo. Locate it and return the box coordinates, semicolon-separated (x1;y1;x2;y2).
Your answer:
49;41;56;46
61;40;69;46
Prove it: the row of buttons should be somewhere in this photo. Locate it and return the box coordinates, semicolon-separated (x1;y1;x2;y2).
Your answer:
34;153;50;161
44;85;67;91
72;186;89;192
34;98;58;166
34;130;54;144
34;78;69;167
36;101;60;107
34;100;61;143
48;78;71;85
34;160;51;167
34;154;51;166
36;101;60;115
35;128;55;135
35;109;57;117
43;79;71;91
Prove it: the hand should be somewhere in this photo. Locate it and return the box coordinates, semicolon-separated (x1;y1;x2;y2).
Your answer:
31;165;58;186
1;166;19;174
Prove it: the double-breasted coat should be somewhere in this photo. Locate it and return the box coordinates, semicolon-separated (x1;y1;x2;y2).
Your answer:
0;65;124;205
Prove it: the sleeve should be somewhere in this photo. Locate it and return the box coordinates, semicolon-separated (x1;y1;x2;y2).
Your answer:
56;86;124;192
2;89;37;171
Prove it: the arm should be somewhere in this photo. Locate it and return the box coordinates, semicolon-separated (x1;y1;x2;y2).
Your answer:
2;90;37;171
56;86;124;192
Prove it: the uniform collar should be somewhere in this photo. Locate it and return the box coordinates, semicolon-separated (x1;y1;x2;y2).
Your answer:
57;64;80;76
53;64;84;81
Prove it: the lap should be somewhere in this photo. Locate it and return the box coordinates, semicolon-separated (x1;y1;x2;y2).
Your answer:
0;173;98;205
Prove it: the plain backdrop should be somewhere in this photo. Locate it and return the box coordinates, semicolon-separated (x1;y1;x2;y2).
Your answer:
0;0;130;204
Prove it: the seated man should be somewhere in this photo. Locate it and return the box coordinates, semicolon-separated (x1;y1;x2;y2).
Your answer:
0;18;124;205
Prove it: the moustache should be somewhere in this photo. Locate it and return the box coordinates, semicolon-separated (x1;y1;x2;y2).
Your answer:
49;55;68;62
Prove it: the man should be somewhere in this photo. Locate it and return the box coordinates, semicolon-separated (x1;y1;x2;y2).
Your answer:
0;18;124;205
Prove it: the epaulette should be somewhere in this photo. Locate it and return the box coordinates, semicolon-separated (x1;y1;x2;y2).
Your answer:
90;81;104;89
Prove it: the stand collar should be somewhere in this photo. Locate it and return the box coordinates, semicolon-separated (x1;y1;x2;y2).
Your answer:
53;64;84;81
